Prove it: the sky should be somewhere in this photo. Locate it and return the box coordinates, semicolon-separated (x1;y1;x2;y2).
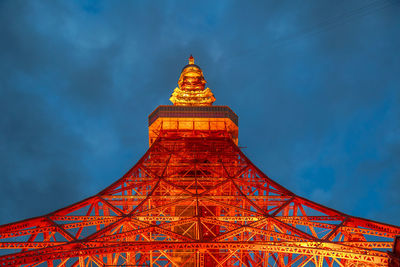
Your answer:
0;0;399;226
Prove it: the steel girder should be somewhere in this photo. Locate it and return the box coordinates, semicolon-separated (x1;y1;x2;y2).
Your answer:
0;133;399;266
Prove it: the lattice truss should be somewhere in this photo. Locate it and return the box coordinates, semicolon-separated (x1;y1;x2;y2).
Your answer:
0;133;399;266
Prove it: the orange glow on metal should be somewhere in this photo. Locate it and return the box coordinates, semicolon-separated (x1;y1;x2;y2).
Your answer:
169;55;216;106
148;117;238;146
0;57;399;266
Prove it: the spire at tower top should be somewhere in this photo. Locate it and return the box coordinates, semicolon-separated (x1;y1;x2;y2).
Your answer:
188;54;194;65
169;56;216;106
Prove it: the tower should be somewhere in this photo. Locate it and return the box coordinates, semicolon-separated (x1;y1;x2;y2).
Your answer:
0;56;399;266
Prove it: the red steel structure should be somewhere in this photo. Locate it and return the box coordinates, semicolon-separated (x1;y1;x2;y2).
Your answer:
0;56;399;267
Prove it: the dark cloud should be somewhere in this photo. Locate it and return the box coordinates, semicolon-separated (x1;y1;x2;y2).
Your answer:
0;0;399;226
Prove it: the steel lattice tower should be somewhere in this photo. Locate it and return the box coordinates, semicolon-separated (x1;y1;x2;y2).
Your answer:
0;56;399;267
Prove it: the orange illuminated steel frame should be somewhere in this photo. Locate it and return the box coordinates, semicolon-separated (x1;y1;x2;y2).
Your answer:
0;56;399;267
148;105;238;146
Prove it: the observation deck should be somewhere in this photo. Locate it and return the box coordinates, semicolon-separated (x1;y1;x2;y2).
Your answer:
148;105;238;146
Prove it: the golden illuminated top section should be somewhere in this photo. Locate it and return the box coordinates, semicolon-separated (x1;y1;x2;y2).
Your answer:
169;55;216;106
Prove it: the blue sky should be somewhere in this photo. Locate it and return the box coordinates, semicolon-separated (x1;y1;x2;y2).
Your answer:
0;0;399;226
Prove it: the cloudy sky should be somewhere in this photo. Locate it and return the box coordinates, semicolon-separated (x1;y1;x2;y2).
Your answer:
0;0;399;226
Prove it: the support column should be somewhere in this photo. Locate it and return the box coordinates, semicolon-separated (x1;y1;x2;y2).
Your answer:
196;250;205;267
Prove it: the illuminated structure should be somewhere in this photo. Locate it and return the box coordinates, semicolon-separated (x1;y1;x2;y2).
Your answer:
0;56;399;266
